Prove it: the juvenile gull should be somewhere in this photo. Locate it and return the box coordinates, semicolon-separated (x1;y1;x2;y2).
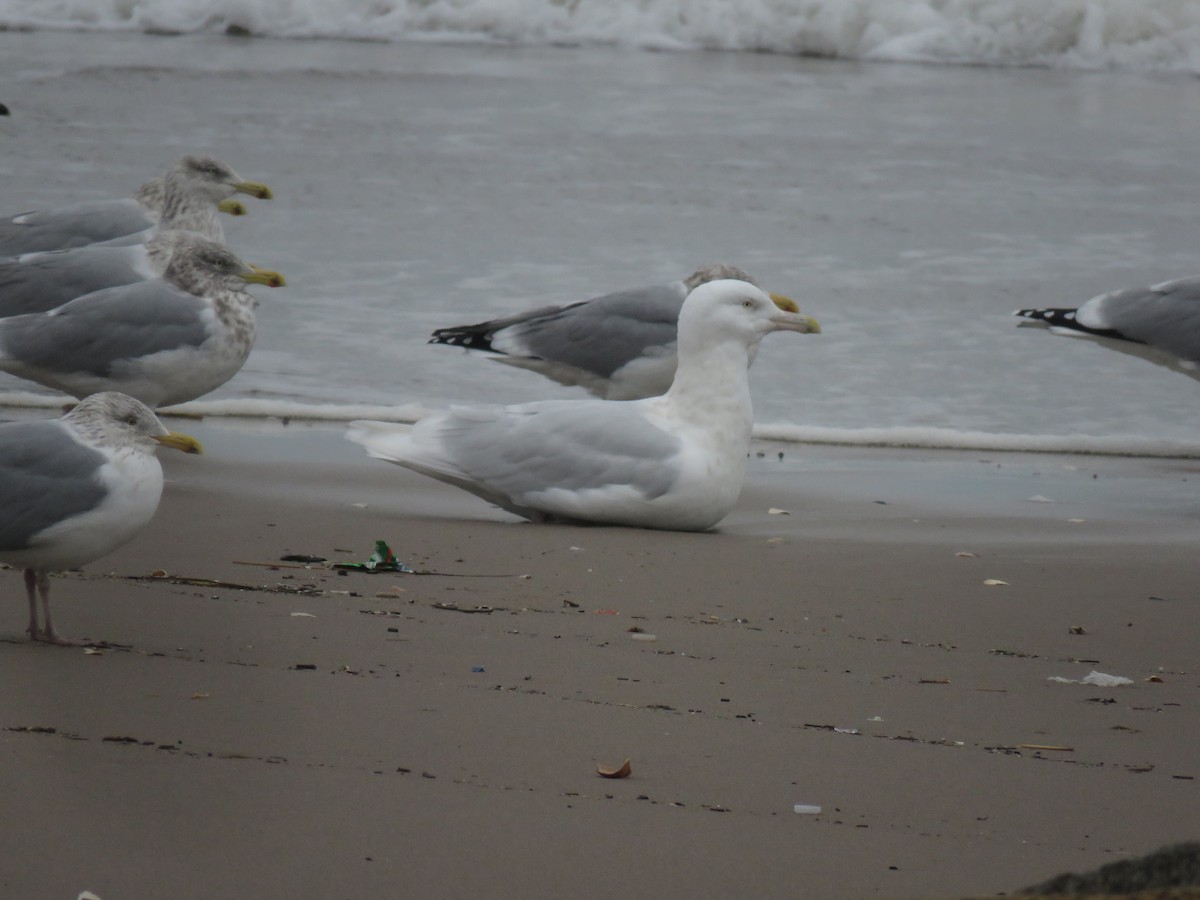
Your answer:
0;154;272;256
429;264;809;400
0;159;263;317
0;235;286;407
350;280;821;531
1015;276;1200;381
0;392;202;645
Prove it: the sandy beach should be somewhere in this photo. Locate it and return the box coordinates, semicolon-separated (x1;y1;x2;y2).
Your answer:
2;20;1200;898
1;418;1197;899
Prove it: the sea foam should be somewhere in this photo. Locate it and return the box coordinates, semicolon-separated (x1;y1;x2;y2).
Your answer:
4;391;1198;458
0;0;1198;72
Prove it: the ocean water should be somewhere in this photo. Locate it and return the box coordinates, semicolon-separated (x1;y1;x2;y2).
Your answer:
1;4;1199;455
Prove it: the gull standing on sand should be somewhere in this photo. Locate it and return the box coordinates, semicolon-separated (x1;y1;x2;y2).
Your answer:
429;264;805;400
0;154;272;256
350;280;821;531
0;235;286;407
0;157;267;318
1015;277;1200;381
0;392;202;645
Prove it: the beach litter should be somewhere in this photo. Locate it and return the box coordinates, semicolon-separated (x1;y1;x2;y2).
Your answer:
332;540;414;574
1048;669;1134;686
596;759;632;779
793;804;821;815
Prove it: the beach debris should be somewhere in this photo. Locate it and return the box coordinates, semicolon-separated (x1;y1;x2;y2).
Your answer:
1146;675;1165;683
1068;625;1087;634
471;666;485;673
1048;669;1134;686
793;804;822;815
332;540;414;574
280;554;326;563
596;759;632;779
127;573;320;595
766;537;784;545
630;633;657;642
289;612;316;618
982;579;1009;586
768;507;789;515
78;892;103;900
594;609;619;615
918;678;950;684
955;551;977;558
432;602;494;614
1016;743;1074;752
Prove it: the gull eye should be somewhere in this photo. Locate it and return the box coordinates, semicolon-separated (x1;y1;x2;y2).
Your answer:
742;298;754;309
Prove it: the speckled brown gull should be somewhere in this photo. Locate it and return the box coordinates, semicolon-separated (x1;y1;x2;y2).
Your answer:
0;235;285;407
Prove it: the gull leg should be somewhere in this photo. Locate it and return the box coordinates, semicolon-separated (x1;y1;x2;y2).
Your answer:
34;570;89;647
23;568;40;640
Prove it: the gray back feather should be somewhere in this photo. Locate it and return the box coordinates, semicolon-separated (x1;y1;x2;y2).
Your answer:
0;245;145;317
0;280;209;376
0;420;107;551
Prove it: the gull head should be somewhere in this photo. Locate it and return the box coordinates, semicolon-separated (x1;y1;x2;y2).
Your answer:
174;154;274;202
162;234;287;293
679;279;821;349
66;392;203;454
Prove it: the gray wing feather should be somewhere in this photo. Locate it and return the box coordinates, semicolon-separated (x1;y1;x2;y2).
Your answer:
0;199;154;255
0;421;107;551
1095;278;1200;363
423;400;682;501
508;284;685;378
0;280;210;376
434;282;686;379
0;245;145;317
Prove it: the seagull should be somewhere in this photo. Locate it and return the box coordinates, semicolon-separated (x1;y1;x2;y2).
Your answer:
350;279;821;531
0;159;265;318
0;392;202;645
0;154;272;256
1015;276;1200;381
429;264;808;400
0;234;286;407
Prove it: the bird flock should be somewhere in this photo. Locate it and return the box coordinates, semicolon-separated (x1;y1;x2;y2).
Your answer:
1;149;1197;644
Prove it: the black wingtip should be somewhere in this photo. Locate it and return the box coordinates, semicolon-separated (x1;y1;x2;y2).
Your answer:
429;326;500;353
1014;307;1076;326
1014;307;1135;342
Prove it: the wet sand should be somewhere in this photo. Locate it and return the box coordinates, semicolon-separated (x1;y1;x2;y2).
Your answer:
2;420;1197;898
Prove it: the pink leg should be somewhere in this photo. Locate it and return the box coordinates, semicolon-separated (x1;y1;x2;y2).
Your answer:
30;570;89;647
23;568;39;640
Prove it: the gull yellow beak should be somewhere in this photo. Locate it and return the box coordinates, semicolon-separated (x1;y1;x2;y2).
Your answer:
218;198;248;216
234;180;273;200
769;293;800;314
242;265;287;288
155;432;204;454
769;293;821;334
